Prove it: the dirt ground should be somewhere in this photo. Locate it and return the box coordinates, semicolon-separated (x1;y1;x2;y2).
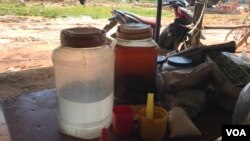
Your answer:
0;11;249;101
0;15;108;101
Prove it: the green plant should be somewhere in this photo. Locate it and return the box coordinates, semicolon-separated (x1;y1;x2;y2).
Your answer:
0;2;172;18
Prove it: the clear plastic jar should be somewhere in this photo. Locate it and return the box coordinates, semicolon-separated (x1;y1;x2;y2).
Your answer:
52;27;114;139
113;23;158;104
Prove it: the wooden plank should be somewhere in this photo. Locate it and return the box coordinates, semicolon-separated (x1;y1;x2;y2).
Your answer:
203;25;250;30
190;1;205;47
2;89;232;141
0;105;11;141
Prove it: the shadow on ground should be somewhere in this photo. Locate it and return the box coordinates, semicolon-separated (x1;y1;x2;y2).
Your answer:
0;66;55;101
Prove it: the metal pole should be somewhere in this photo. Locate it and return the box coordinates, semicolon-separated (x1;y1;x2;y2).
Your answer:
155;0;162;43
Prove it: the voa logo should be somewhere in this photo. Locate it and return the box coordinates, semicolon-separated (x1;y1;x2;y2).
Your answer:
226;129;246;136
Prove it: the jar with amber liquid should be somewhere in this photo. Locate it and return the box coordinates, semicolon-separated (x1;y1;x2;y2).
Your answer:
113;23;158;104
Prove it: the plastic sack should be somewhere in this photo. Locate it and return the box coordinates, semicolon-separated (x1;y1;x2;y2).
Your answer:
232;82;250;124
223;51;250;71
168;107;201;138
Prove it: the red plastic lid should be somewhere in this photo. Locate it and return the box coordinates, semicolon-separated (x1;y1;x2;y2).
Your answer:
60;27;106;48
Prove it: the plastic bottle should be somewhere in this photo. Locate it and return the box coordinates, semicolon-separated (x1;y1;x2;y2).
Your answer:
52;27;114;139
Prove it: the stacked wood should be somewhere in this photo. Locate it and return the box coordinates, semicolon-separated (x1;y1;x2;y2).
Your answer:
167;41;236;66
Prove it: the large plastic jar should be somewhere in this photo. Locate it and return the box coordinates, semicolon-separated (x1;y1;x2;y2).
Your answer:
113;23;158;104
160;56;193;72
52;27;114;139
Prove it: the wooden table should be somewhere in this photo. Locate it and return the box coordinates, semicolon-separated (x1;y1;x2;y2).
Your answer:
2;89;232;141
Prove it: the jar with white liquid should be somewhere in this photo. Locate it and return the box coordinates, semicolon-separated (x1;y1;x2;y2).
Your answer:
52;27;114;139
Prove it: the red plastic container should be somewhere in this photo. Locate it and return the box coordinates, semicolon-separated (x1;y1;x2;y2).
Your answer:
100;128;110;141
112;105;134;136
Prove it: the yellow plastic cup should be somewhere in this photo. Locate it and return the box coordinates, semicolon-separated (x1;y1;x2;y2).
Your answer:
139;106;168;141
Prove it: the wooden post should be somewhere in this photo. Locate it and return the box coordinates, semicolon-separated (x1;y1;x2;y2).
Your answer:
191;1;205;47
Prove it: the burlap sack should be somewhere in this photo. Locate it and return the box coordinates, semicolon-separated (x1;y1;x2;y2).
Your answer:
161;62;227;93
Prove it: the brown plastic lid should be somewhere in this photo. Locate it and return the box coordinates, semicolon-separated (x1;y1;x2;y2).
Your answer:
60;27;106;48
117;23;153;40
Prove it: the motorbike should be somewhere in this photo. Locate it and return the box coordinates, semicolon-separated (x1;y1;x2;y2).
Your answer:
159;0;194;51
102;0;198;51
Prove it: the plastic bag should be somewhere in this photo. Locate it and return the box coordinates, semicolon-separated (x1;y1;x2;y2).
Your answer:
168;107;201;138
